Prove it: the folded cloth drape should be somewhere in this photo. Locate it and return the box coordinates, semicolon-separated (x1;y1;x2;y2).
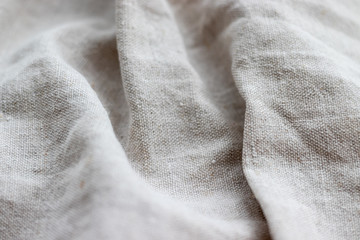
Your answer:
1;0;359;239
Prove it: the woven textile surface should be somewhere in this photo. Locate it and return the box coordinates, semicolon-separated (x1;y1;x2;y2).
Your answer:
0;0;360;239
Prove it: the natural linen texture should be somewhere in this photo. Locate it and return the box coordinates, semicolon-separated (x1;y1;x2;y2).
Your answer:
0;0;359;239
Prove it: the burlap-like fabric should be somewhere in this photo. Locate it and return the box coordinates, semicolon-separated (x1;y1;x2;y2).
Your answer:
1;0;359;239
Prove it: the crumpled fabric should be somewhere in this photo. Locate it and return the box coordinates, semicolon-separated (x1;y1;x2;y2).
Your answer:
0;0;359;239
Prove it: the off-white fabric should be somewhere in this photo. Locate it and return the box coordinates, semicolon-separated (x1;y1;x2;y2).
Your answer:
1;0;360;239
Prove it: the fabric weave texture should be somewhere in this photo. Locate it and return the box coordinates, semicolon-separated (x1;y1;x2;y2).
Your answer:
0;0;360;239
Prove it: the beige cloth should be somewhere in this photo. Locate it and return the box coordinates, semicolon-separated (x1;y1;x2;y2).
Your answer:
0;0;360;239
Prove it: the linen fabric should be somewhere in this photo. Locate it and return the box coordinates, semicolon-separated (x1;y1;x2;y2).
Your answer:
0;0;359;239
